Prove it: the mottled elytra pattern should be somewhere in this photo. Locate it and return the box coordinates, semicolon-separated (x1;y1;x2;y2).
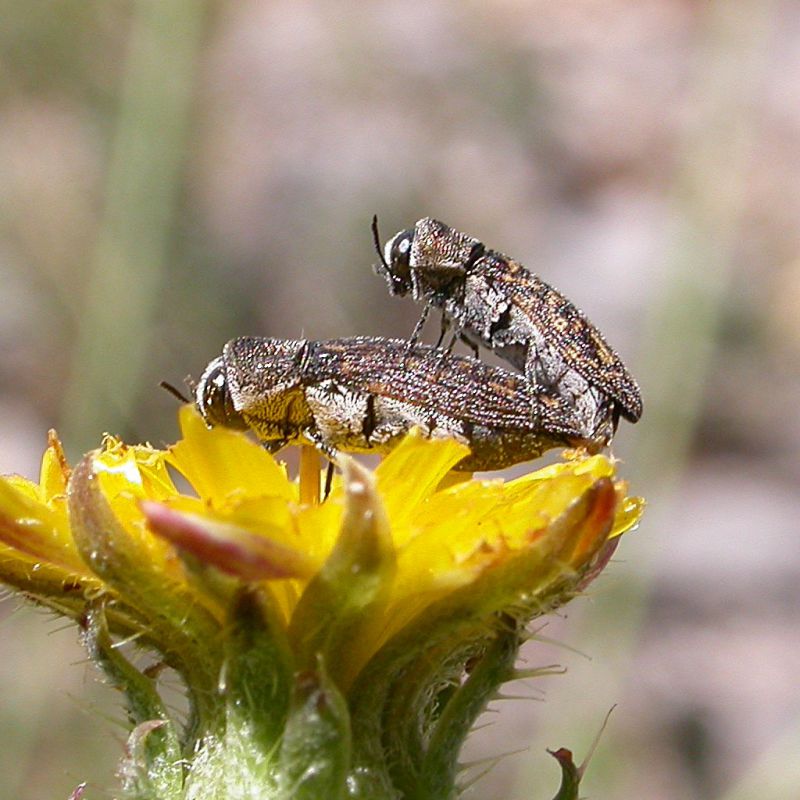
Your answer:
374;217;642;436
300;337;569;433
195;336;607;472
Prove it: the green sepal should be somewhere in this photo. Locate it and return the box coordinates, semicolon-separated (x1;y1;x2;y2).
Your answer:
421;617;520;799
222;586;294;756
68;453;223;727
80;603;182;800
179;587;296;799
348;480;615;798
288;458;396;690
277;662;351;800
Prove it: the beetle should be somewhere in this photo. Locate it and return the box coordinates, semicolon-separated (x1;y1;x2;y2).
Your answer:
373;216;642;438
194;335;610;472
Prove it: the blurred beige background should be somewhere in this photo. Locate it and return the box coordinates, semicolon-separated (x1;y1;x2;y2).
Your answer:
1;2;799;798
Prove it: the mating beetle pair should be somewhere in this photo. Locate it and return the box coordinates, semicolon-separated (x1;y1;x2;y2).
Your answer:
193;218;641;472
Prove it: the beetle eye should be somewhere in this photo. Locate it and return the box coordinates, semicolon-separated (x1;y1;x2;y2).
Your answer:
384;229;414;292
196;359;224;423
195;358;247;430
204;365;226;413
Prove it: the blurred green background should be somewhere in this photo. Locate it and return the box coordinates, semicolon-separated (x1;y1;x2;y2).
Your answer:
2;2;800;798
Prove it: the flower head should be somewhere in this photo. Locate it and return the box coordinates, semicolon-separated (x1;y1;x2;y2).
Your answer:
0;405;642;799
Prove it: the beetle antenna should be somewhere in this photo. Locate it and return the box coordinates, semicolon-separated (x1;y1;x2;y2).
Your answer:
371;214;389;270
160;380;191;404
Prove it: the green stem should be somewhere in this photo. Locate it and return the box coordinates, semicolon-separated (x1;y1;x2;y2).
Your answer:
82;603;183;800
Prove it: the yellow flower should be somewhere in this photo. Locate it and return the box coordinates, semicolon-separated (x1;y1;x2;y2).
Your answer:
0;405;643;800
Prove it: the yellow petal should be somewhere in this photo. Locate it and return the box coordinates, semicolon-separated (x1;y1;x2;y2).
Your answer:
168;405;294;505
0;476;90;574
39;430;71;502
0;541;98;599
610;494;645;539
375;429;470;530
